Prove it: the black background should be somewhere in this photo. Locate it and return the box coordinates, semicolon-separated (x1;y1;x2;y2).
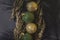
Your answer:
0;0;60;40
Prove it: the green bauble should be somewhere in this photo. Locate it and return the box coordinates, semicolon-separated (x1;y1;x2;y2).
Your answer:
22;12;34;23
22;33;33;40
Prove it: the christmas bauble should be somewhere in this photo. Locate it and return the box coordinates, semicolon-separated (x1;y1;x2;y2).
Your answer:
22;12;34;23
26;23;37;34
26;1;38;12
22;33;33;40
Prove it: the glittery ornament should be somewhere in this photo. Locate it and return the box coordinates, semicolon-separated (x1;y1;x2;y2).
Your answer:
22;12;34;23
26;23;37;34
26;1;38;12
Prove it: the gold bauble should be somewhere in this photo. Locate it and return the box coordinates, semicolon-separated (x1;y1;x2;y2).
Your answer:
26;1;38;12
26;23;37;34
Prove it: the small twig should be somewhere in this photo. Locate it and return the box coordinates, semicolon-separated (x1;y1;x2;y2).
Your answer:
38;20;46;40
